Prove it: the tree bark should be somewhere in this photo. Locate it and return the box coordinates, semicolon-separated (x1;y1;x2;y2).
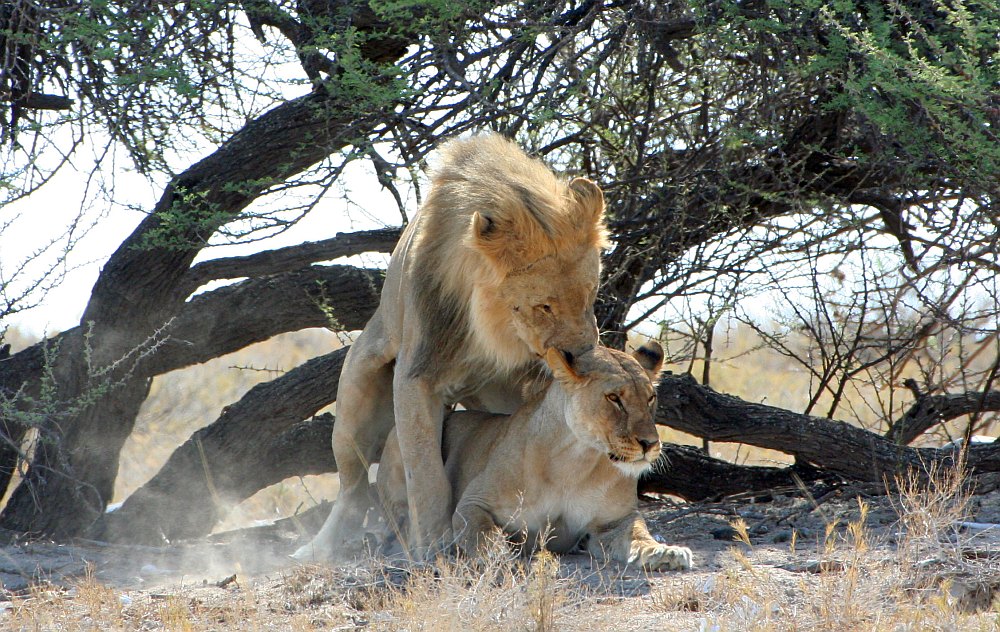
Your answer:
885;390;1000;446
140;265;385;377
178;228;400;295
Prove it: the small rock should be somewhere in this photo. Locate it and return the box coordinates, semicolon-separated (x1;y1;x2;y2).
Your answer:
779;559;845;574
711;526;738;541
771;530;793;543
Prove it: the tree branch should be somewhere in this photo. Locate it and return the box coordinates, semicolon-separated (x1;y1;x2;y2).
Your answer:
1;264;383;402
180;228;400;293
886;390;1000;446
639;443;830;501
13;93;73;110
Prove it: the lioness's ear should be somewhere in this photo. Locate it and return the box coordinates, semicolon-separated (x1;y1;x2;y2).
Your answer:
632;341;664;382
569;177;605;225
544;348;584;384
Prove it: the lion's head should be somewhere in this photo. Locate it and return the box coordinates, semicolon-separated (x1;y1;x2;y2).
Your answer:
544;342;664;477
411;135;608;379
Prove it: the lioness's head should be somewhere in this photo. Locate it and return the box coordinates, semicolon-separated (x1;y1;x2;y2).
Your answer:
544;342;664;477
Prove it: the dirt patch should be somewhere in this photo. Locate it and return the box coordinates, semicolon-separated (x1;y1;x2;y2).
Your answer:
3;486;1000;629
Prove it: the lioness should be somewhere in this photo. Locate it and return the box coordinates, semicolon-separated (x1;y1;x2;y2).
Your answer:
374;342;693;571
294;135;607;560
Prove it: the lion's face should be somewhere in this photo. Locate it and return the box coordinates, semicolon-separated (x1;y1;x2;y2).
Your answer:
498;245;601;361
462;173;607;370
545;343;664;477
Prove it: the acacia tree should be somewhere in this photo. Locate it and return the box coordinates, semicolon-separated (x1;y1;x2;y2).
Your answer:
1;0;999;543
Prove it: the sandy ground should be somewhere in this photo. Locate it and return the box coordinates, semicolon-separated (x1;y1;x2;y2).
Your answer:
2;485;999;629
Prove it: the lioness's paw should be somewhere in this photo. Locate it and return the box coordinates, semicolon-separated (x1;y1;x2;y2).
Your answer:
630;543;693;571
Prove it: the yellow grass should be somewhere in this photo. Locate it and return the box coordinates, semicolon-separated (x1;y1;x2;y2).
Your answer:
7;472;999;631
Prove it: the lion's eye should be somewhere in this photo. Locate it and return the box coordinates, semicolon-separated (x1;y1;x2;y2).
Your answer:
606;393;625;411
512;306;520;313
538;304;553;314
648;395;656;406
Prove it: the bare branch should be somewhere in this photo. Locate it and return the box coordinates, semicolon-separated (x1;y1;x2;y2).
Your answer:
180;228;400;293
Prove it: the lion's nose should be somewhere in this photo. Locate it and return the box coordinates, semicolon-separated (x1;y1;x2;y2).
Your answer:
558;349;576;367
561;343;594;364
638;438;659;454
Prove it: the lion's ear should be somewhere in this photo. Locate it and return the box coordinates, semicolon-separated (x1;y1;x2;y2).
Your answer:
470;211;508;269
569;177;605;226
472;212;496;240
469;211;543;272
544;348;584;384
632;341;664;382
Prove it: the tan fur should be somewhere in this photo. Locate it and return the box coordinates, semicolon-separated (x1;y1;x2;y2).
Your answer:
375;343;693;572
293;134;607;561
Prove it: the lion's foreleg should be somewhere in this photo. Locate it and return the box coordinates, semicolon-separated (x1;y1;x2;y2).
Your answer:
293;340;395;561
392;370;452;557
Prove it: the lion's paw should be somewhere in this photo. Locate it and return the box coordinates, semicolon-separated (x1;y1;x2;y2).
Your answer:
630;543;693;571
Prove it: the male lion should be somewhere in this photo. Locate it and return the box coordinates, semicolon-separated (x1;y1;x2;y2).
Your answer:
294;134;607;560
374;341;693;571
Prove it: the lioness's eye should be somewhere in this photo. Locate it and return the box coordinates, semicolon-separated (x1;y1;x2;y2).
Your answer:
538;304;553;314
648;395;656;407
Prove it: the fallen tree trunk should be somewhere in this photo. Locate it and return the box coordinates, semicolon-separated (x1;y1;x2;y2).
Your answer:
639;444;831;501
654;373;1000;484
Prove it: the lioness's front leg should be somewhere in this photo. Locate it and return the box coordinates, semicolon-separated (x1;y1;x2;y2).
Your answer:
592;512;692;572
393;369;452;556
627;517;693;571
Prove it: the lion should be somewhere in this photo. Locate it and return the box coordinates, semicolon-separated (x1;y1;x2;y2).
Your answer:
373;341;693;571
293;134;608;560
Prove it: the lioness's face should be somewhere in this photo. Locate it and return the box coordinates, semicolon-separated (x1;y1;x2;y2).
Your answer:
546;344;664;477
500;244;600;361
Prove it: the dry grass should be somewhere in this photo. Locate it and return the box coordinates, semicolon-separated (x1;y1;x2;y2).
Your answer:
6;467;999;631
335;538;585;631
649;466;1000;631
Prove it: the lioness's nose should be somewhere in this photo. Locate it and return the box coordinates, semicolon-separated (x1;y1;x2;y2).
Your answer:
638;438;659;454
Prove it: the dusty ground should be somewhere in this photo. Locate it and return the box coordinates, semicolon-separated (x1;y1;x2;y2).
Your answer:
2;484;1000;630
